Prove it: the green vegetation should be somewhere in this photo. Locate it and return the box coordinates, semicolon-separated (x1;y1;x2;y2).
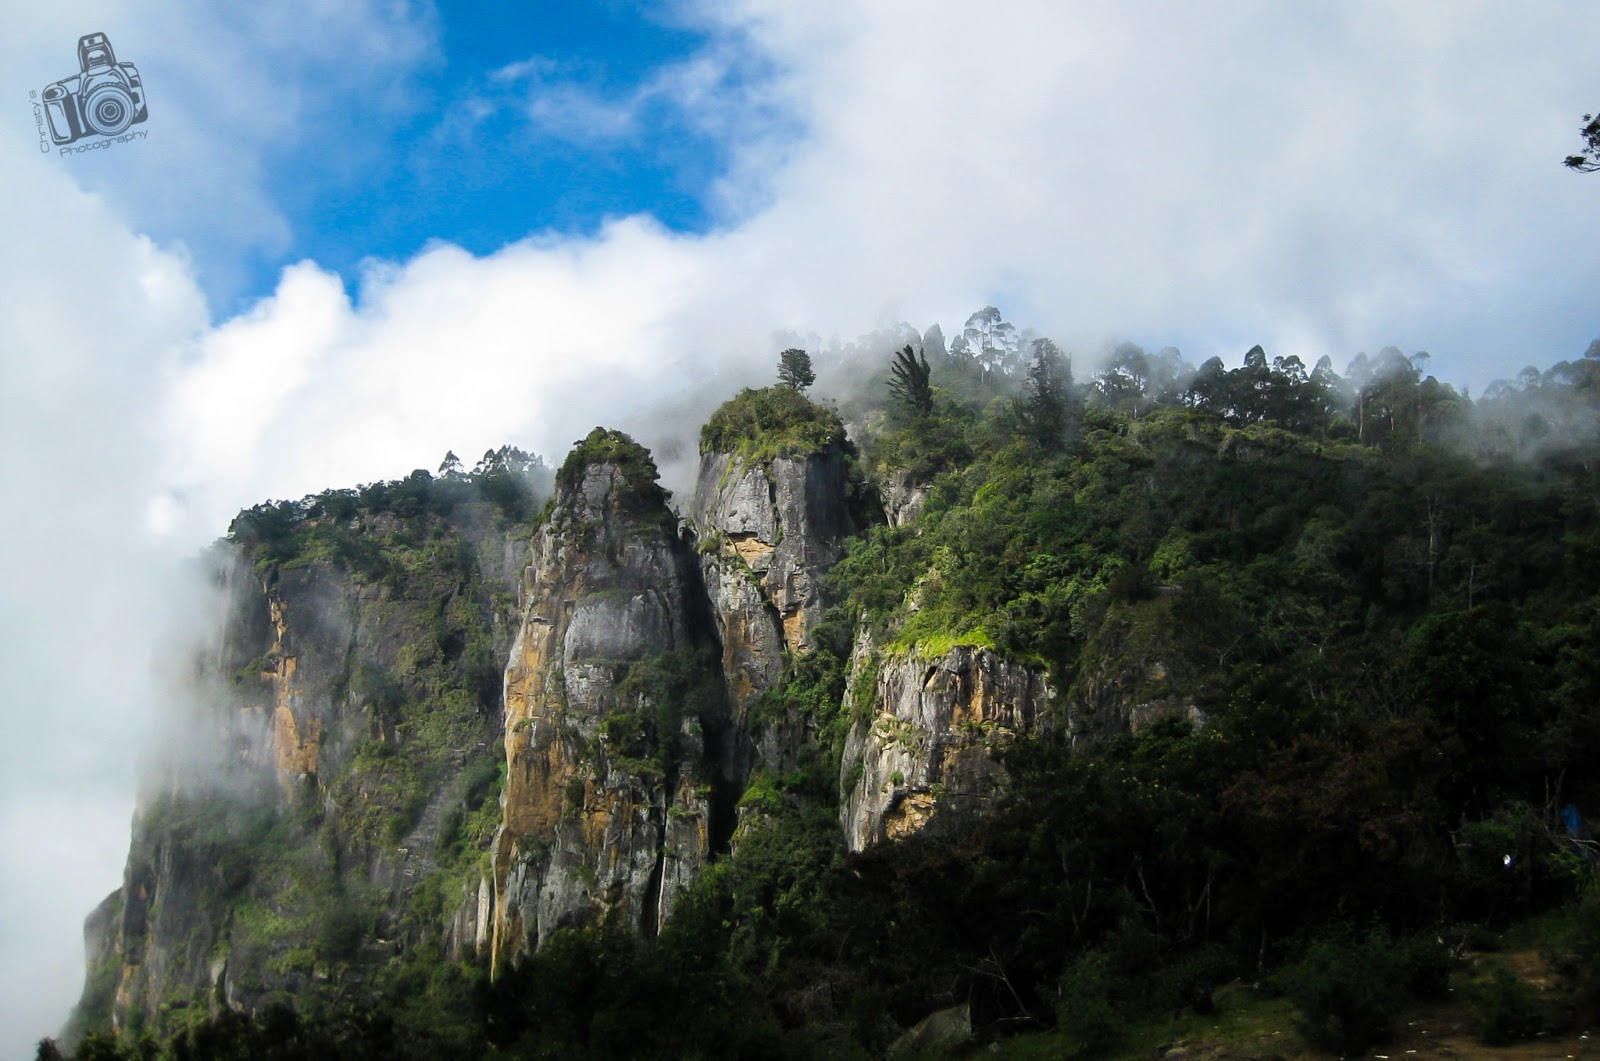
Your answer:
1565;109;1600;171
554;427;671;519
229;445;549;575
886;343;932;415
54;315;1600;1059
777;347;816;392
699;385;846;462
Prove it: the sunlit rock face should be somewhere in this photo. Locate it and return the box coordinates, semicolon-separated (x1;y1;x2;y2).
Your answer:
691;446;854;782
838;633;1055;853
492;443;725;973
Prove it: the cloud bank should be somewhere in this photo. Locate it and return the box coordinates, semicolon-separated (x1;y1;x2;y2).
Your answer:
2;0;1598;1052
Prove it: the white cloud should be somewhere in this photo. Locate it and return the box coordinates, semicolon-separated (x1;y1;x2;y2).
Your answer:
0;153;206;1057
3;1;1600;1053
478;27;792;157
10;1;440;304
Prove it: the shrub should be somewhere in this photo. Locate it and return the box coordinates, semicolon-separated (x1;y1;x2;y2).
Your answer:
700;386;845;461
1055;950;1118;1057
1280;924;1407;1053
1465;960;1544;1044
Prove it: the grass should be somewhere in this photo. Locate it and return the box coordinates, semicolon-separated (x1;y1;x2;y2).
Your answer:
883;626;996;657
988;982;1309;1059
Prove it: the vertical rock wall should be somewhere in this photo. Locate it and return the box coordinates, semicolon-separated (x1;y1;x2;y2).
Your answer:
76;498;529;1037
691;446;853;780
491;453;724;972
839;638;1054;853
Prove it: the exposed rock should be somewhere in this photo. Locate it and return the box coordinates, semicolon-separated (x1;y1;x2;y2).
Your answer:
80;498;531;1035
888;1002;971;1056
881;469;930;528
691;446;854;781
1066;596;1211;743
491;440;725;973
840;634;1054;853
693;448;852;654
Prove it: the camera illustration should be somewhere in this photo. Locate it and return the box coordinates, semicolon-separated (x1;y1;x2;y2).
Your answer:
41;33;147;146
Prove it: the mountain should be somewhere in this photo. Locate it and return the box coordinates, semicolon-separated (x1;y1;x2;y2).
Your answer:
53;334;1600;1058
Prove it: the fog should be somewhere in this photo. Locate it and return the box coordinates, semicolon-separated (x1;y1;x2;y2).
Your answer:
2;1;1598;1054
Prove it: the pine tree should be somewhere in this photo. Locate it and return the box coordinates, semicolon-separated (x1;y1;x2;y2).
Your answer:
887;344;933;415
777;348;816;392
1023;338;1072;448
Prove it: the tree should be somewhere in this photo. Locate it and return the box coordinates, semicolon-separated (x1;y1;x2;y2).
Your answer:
1022;337;1072;447
962;306;1019;378
887;343;933;415
1564;112;1600;172
777;348;816;392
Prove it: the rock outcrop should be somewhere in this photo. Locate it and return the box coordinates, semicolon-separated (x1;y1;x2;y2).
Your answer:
491;430;726;972
839;636;1054;853
1065;594;1211;742
73;488;533;1037
880;469;930;528
691;445;854;779
72;407;1077;1042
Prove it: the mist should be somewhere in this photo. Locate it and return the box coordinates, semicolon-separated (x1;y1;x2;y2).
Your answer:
2;1;1599;1055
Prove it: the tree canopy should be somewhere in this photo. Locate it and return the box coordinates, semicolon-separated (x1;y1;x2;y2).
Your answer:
886;343;933;415
1564;111;1600;172
777;347;816;392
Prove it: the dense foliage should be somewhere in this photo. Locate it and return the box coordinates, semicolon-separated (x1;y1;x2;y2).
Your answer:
699;386;846;462
229;446;550;575
52;323;1600;1059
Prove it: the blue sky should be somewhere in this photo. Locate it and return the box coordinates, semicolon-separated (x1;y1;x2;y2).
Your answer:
244;2;751;307
1;3;1599;1055
45;1;796;314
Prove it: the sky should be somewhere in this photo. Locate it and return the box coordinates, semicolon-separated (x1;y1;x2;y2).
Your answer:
0;0;1596;1053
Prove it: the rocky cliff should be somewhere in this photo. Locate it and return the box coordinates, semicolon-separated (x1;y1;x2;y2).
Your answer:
838;635;1055;853
490;429;727;972
69;468;538;1038
691;440;854;781
70;402;1072;1044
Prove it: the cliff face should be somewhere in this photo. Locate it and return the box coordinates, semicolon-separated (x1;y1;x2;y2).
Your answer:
838;635;1054;853
75;491;531;1037
491;437;725;972
73;411;1077;1041
691;446;853;779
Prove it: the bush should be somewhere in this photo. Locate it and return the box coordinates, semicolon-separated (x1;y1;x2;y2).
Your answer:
1465;960;1544;1044
700;386;845;461
1279;924;1407;1053
1055;950;1118;1057
1153;942;1239;1012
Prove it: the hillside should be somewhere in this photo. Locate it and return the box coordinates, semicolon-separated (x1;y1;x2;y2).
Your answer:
47;327;1600;1059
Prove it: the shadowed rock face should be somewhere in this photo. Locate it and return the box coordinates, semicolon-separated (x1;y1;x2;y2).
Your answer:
691;446;854;782
491;458;725;973
71;500;530;1040
881;469;930;528
838;635;1054;853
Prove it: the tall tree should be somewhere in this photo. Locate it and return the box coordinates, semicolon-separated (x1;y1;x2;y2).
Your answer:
1564;111;1600;172
962;306;1019;379
887;344;933;415
1022;337;1072;447
777;348;816;392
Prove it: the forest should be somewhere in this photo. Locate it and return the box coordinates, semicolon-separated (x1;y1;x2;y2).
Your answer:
48;312;1600;1059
